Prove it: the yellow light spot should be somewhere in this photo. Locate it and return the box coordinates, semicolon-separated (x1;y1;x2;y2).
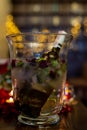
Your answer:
6;97;14;103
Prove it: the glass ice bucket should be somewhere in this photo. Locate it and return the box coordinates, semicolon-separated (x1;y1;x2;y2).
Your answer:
6;32;73;126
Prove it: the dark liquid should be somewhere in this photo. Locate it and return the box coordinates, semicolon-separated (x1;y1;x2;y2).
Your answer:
14;87;49;118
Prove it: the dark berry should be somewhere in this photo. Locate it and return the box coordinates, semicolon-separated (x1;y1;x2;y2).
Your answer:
11;60;16;68
29;58;37;66
39;60;48;68
49;70;56;79
61;59;66;63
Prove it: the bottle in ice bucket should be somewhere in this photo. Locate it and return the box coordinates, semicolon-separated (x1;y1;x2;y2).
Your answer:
6;31;73;126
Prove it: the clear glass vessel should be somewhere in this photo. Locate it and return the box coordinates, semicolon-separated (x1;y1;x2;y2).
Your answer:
6;32;73;126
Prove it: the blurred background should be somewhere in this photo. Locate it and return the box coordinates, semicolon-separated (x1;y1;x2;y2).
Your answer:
0;0;87;56
0;0;87;105
11;0;87;33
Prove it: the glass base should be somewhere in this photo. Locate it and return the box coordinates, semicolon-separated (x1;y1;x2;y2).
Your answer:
18;114;60;126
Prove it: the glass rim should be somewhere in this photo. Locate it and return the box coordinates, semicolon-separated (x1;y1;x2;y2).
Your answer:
6;31;73;39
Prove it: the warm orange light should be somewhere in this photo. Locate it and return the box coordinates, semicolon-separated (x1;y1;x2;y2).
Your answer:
63;95;67;101
6;97;14;103
9;90;13;96
6;90;14;103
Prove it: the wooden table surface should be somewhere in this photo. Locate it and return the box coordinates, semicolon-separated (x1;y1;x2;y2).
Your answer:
0;99;87;130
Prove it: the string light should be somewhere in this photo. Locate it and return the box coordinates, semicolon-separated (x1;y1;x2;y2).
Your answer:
70;18;81;37
5;14;20;35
